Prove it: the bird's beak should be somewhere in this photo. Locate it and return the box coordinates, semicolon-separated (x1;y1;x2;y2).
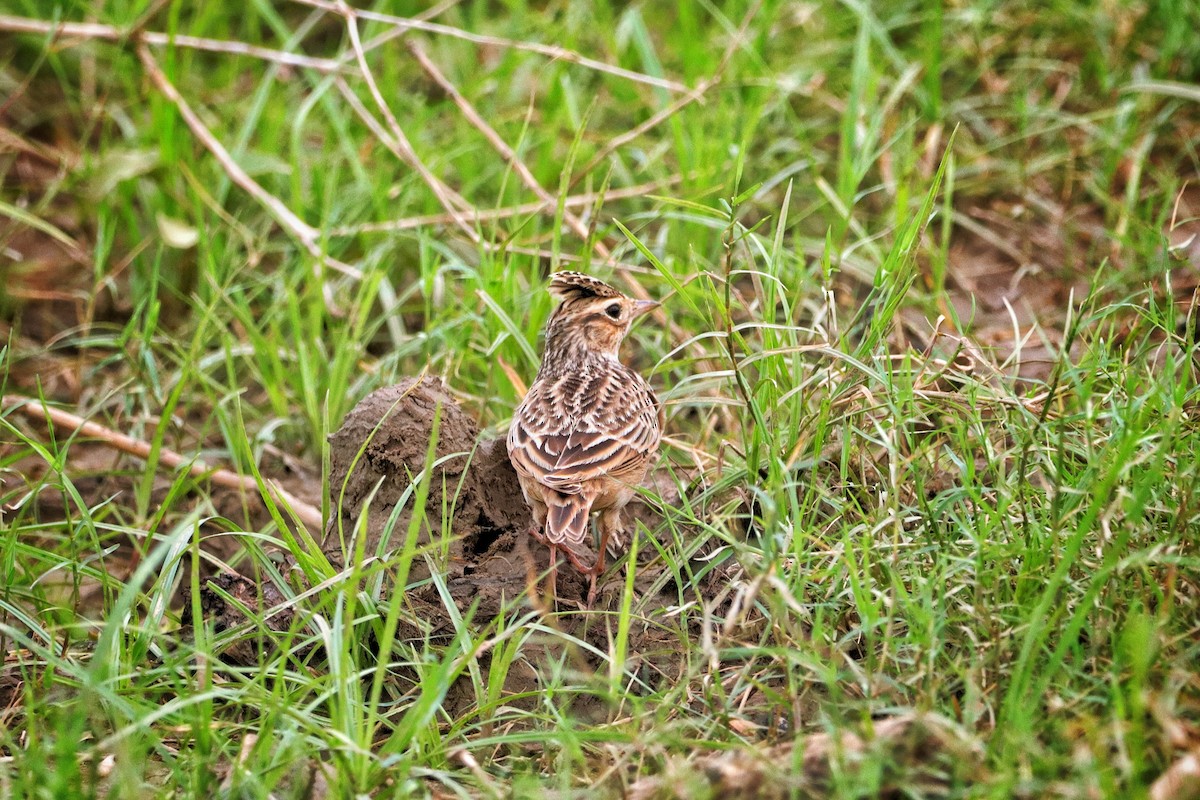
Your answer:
632;299;660;317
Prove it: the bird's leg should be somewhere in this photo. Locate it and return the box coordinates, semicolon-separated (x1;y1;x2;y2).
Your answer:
595;530;611;576
586;571;599;609
585;534;608;609
524;516;561;611
527;521;548;545
587;508;625;608
548;544;558;607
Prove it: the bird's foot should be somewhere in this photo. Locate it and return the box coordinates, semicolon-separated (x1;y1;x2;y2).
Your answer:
560;543;600;575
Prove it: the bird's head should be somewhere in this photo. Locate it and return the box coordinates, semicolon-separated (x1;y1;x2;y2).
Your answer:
545;271;658;357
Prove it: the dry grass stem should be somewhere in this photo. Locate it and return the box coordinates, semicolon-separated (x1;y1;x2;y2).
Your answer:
347;0;478;66
570;0;761;191
0;13;349;74
135;44;362;285
1;395;323;532
290;0;692;93
327;176;680;236
491;243;641;271
332;76;481;244
333;4;482;244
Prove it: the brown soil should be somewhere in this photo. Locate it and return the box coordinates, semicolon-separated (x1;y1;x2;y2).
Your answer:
0;661;23;731
321;376;534;606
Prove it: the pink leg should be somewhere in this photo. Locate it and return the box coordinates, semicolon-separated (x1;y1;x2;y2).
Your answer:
587;515;620;608
587;534;604;607
586;572;598;608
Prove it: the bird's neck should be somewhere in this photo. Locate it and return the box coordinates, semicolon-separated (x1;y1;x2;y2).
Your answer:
540;324;616;376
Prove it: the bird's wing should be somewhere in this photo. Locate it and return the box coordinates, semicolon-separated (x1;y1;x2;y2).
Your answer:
508;364;660;493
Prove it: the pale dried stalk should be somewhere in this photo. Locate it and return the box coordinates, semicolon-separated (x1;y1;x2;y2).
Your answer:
2;395;323;532
342;0;463;64
328;176;679;236
501;243;641;271
572;78;715;190
0;13;347;73
289;0;691;94
579;0;761;371
136;44;362;281
406;39;610;258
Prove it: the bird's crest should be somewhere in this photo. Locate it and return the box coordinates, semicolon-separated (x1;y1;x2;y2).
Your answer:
547;271;622;302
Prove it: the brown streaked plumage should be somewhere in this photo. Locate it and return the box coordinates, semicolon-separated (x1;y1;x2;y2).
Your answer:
507;271;663;605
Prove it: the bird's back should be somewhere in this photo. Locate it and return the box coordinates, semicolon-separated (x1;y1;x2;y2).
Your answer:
508;355;660;551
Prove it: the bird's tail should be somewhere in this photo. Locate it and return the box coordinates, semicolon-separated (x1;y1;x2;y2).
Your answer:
545;492;595;569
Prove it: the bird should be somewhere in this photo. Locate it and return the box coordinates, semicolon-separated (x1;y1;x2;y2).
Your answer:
507;271;664;607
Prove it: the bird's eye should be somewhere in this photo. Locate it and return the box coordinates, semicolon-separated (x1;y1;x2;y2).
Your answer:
605;303;622;319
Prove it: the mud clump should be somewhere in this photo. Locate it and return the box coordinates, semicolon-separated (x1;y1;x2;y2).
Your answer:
323;376;533;613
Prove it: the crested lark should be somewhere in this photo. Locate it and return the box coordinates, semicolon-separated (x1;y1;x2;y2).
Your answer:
507;271;663;606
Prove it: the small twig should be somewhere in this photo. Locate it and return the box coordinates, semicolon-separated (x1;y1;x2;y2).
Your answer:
406;39;610;257
289;0;692;94
344;0;463;65
0;121;73;166
498;243;641;271
127;0;174;36
576;0;759;352
2;395;323;533
327;176;679;236
135;44;362;283
0;14;349;74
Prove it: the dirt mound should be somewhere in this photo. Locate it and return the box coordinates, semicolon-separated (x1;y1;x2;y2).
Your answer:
318;376;733;718
322;375;533;610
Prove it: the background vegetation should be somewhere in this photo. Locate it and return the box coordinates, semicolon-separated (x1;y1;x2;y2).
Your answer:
2;0;1198;796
